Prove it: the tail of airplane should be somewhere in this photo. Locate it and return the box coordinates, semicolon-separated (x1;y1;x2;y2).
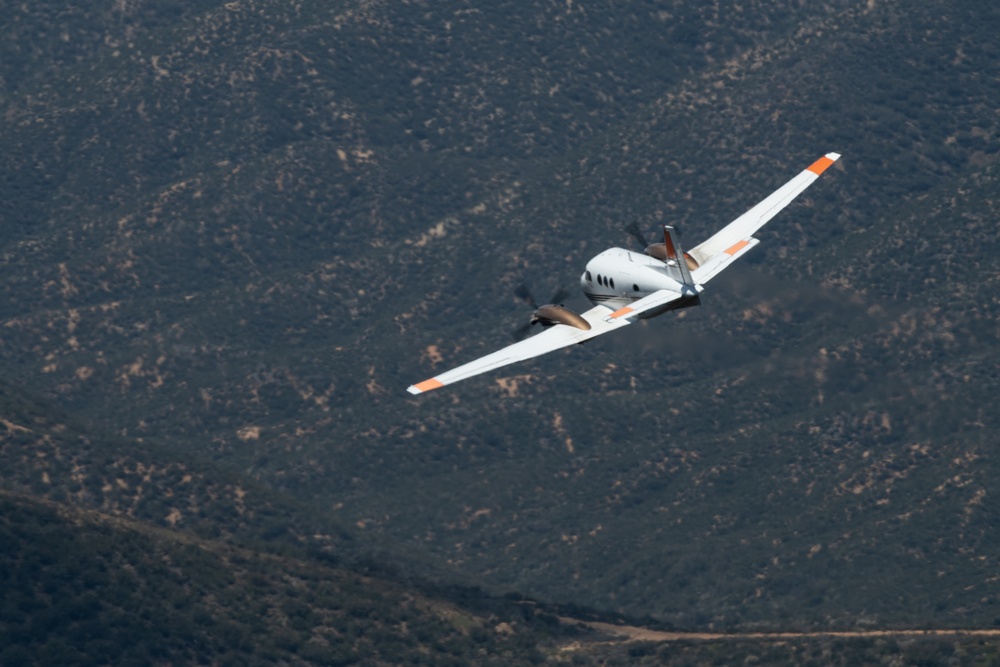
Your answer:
661;225;696;287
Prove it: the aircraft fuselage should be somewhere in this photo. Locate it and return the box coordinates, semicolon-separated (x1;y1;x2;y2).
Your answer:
581;248;696;314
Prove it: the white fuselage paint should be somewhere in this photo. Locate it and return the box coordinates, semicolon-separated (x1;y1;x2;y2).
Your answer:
580;247;687;311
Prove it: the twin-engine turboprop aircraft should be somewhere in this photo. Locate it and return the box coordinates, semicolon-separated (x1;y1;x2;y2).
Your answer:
407;152;841;395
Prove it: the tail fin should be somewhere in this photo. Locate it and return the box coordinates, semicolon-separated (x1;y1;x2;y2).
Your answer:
662;226;696;286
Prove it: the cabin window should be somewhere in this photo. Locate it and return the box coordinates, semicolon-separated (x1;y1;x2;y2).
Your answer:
610;278;615;289
586;271;592;282
597;274;603;286
633;284;639;292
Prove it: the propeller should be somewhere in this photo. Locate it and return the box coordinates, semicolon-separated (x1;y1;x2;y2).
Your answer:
511;285;571;340
626;222;688;264
514;284;539;310
511;320;533;342
625;222;650;249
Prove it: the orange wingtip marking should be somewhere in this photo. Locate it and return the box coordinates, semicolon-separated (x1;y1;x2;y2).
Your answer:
413;378;444;392
611;306;634;319
807;155;835;175
725;240;750;256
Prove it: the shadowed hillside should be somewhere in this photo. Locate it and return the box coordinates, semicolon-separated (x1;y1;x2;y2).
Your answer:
0;489;610;665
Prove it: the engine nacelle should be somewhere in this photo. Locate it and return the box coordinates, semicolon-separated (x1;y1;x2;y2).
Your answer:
530;304;591;331
644;243;700;270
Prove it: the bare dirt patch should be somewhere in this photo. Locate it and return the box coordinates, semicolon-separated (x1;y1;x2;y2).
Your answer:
563;618;1000;644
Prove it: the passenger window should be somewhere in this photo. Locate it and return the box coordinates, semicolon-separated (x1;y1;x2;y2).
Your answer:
610;278;615;289
633;284;639;292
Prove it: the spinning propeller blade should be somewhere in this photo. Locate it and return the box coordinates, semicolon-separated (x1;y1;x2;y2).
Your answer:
511;285;571;339
625;222;649;248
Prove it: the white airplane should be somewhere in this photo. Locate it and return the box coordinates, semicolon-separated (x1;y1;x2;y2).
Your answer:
408;152;841;395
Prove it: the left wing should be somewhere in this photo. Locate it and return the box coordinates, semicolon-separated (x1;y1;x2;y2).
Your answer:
407;289;686;394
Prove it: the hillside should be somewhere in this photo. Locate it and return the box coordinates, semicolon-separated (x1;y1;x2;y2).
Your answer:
2;0;1000;649
0;488;610;665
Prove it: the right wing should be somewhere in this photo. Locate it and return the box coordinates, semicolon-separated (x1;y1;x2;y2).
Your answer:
407;289;687;394
690;152;840;284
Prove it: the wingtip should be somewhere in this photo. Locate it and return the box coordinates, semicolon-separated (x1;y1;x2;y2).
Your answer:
408;378;444;395
807;153;840;175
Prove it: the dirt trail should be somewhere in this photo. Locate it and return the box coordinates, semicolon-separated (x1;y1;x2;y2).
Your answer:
563;618;1000;643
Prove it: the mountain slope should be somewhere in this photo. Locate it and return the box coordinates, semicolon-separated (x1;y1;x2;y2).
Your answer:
0;489;611;665
1;0;999;631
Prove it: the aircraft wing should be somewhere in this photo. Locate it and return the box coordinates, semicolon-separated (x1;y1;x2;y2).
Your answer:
407;289;687;394
689;152;841;284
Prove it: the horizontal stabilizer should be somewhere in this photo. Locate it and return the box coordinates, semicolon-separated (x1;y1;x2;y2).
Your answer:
691;237;760;283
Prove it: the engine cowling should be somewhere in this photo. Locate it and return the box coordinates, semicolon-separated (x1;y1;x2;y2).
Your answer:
530;304;591;331
644;243;700;270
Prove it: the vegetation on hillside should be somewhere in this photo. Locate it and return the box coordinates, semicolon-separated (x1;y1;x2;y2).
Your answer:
0;491;603;665
2;0;1000;661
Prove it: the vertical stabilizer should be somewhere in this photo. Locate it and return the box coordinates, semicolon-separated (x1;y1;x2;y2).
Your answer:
662;226;695;286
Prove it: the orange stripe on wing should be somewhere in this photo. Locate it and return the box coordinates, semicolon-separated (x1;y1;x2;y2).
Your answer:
413;378;444;393
725;240;750;256
807;155;835;175
611;306;634;319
